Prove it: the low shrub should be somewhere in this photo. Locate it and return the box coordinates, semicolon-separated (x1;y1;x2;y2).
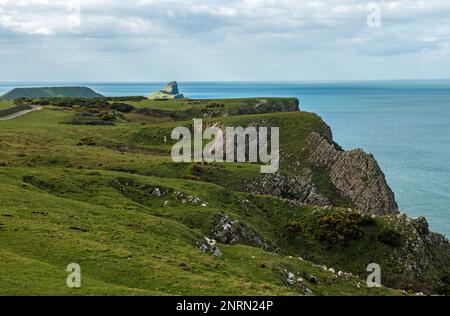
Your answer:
377;229;402;247
315;211;370;246
283;221;303;239
0;104;32;117
30;97;109;108
69;116;114;126
436;275;450;296
105;96;146;102
110;102;135;113
77;137;96;146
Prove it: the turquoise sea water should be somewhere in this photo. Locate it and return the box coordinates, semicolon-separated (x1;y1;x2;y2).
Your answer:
1;81;449;236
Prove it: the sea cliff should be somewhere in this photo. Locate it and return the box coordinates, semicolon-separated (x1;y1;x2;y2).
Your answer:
0;96;449;295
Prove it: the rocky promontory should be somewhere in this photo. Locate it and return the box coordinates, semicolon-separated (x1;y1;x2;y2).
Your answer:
229;112;399;215
148;81;184;100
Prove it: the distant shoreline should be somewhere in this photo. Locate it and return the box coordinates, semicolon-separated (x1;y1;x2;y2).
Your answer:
1;78;450;84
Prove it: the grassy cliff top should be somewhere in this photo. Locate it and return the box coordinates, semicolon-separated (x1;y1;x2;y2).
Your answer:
0;97;448;296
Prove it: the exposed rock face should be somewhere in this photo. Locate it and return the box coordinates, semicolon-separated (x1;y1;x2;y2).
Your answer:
148;81;184;100
381;214;450;293
305;132;399;215
244;169;331;207
211;215;276;251
192;100;398;215
162;81;180;95
198;236;222;257
243;130;398;216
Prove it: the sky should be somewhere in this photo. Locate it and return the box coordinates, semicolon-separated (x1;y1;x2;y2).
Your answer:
1;0;450;82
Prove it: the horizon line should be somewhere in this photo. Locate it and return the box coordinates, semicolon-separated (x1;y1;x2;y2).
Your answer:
1;78;450;85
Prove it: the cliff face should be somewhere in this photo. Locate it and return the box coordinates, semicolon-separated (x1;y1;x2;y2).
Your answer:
304;132;399;215
240;116;398;215
244;168;332;207
194;103;448;293
135;97;398;215
132;95;397;216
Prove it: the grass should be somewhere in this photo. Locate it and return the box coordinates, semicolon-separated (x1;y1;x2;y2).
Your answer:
1;165;400;295
0;100;15;110
0;98;447;296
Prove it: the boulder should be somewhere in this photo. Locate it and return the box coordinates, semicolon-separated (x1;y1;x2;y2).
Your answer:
199;236;223;257
286;272;295;285
211;214;275;251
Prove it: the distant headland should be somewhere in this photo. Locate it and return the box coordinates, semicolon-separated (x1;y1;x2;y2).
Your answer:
0;82;186;101
0;86;104;100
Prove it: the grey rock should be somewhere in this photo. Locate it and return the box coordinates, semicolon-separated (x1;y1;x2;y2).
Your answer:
148;81;184;99
211;215;275;251
243;129;398;216
200;237;223;258
305;132;399;215
213;248;222;257
199;244;209;252
244;168;330;207
379;213;450;293
152;188;162;197
412;216;429;237
287;272;295;285
162;81;180;95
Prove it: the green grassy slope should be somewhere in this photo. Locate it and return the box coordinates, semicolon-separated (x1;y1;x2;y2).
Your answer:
0;100;15;110
0;98;448;296
0;166;398;296
1;87;103;100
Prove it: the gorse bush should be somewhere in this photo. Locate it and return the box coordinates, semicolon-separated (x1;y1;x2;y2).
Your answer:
315;211;373;246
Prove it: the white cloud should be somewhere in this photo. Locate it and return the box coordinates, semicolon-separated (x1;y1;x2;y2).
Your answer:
1;0;450;80
0;0;445;35
1;0;449;40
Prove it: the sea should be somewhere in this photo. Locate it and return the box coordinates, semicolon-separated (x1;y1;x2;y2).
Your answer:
1;80;449;237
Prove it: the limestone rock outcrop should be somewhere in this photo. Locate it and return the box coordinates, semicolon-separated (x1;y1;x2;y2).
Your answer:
244;129;398;215
304;132;399;215
211;215;277;251
148;81;184;100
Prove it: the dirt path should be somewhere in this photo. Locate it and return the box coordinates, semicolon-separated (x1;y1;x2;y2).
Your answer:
0;106;43;121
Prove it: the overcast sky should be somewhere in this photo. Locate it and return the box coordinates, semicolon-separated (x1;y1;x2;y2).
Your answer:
1;0;450;82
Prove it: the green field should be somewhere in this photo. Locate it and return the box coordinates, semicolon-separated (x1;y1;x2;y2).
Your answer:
0;97;448;296
0;100;14;110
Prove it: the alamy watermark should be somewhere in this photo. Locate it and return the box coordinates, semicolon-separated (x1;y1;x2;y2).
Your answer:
366;263;381;288
66;1;81;29
367;2;382;28
66;263;81;288
171;119;280;174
